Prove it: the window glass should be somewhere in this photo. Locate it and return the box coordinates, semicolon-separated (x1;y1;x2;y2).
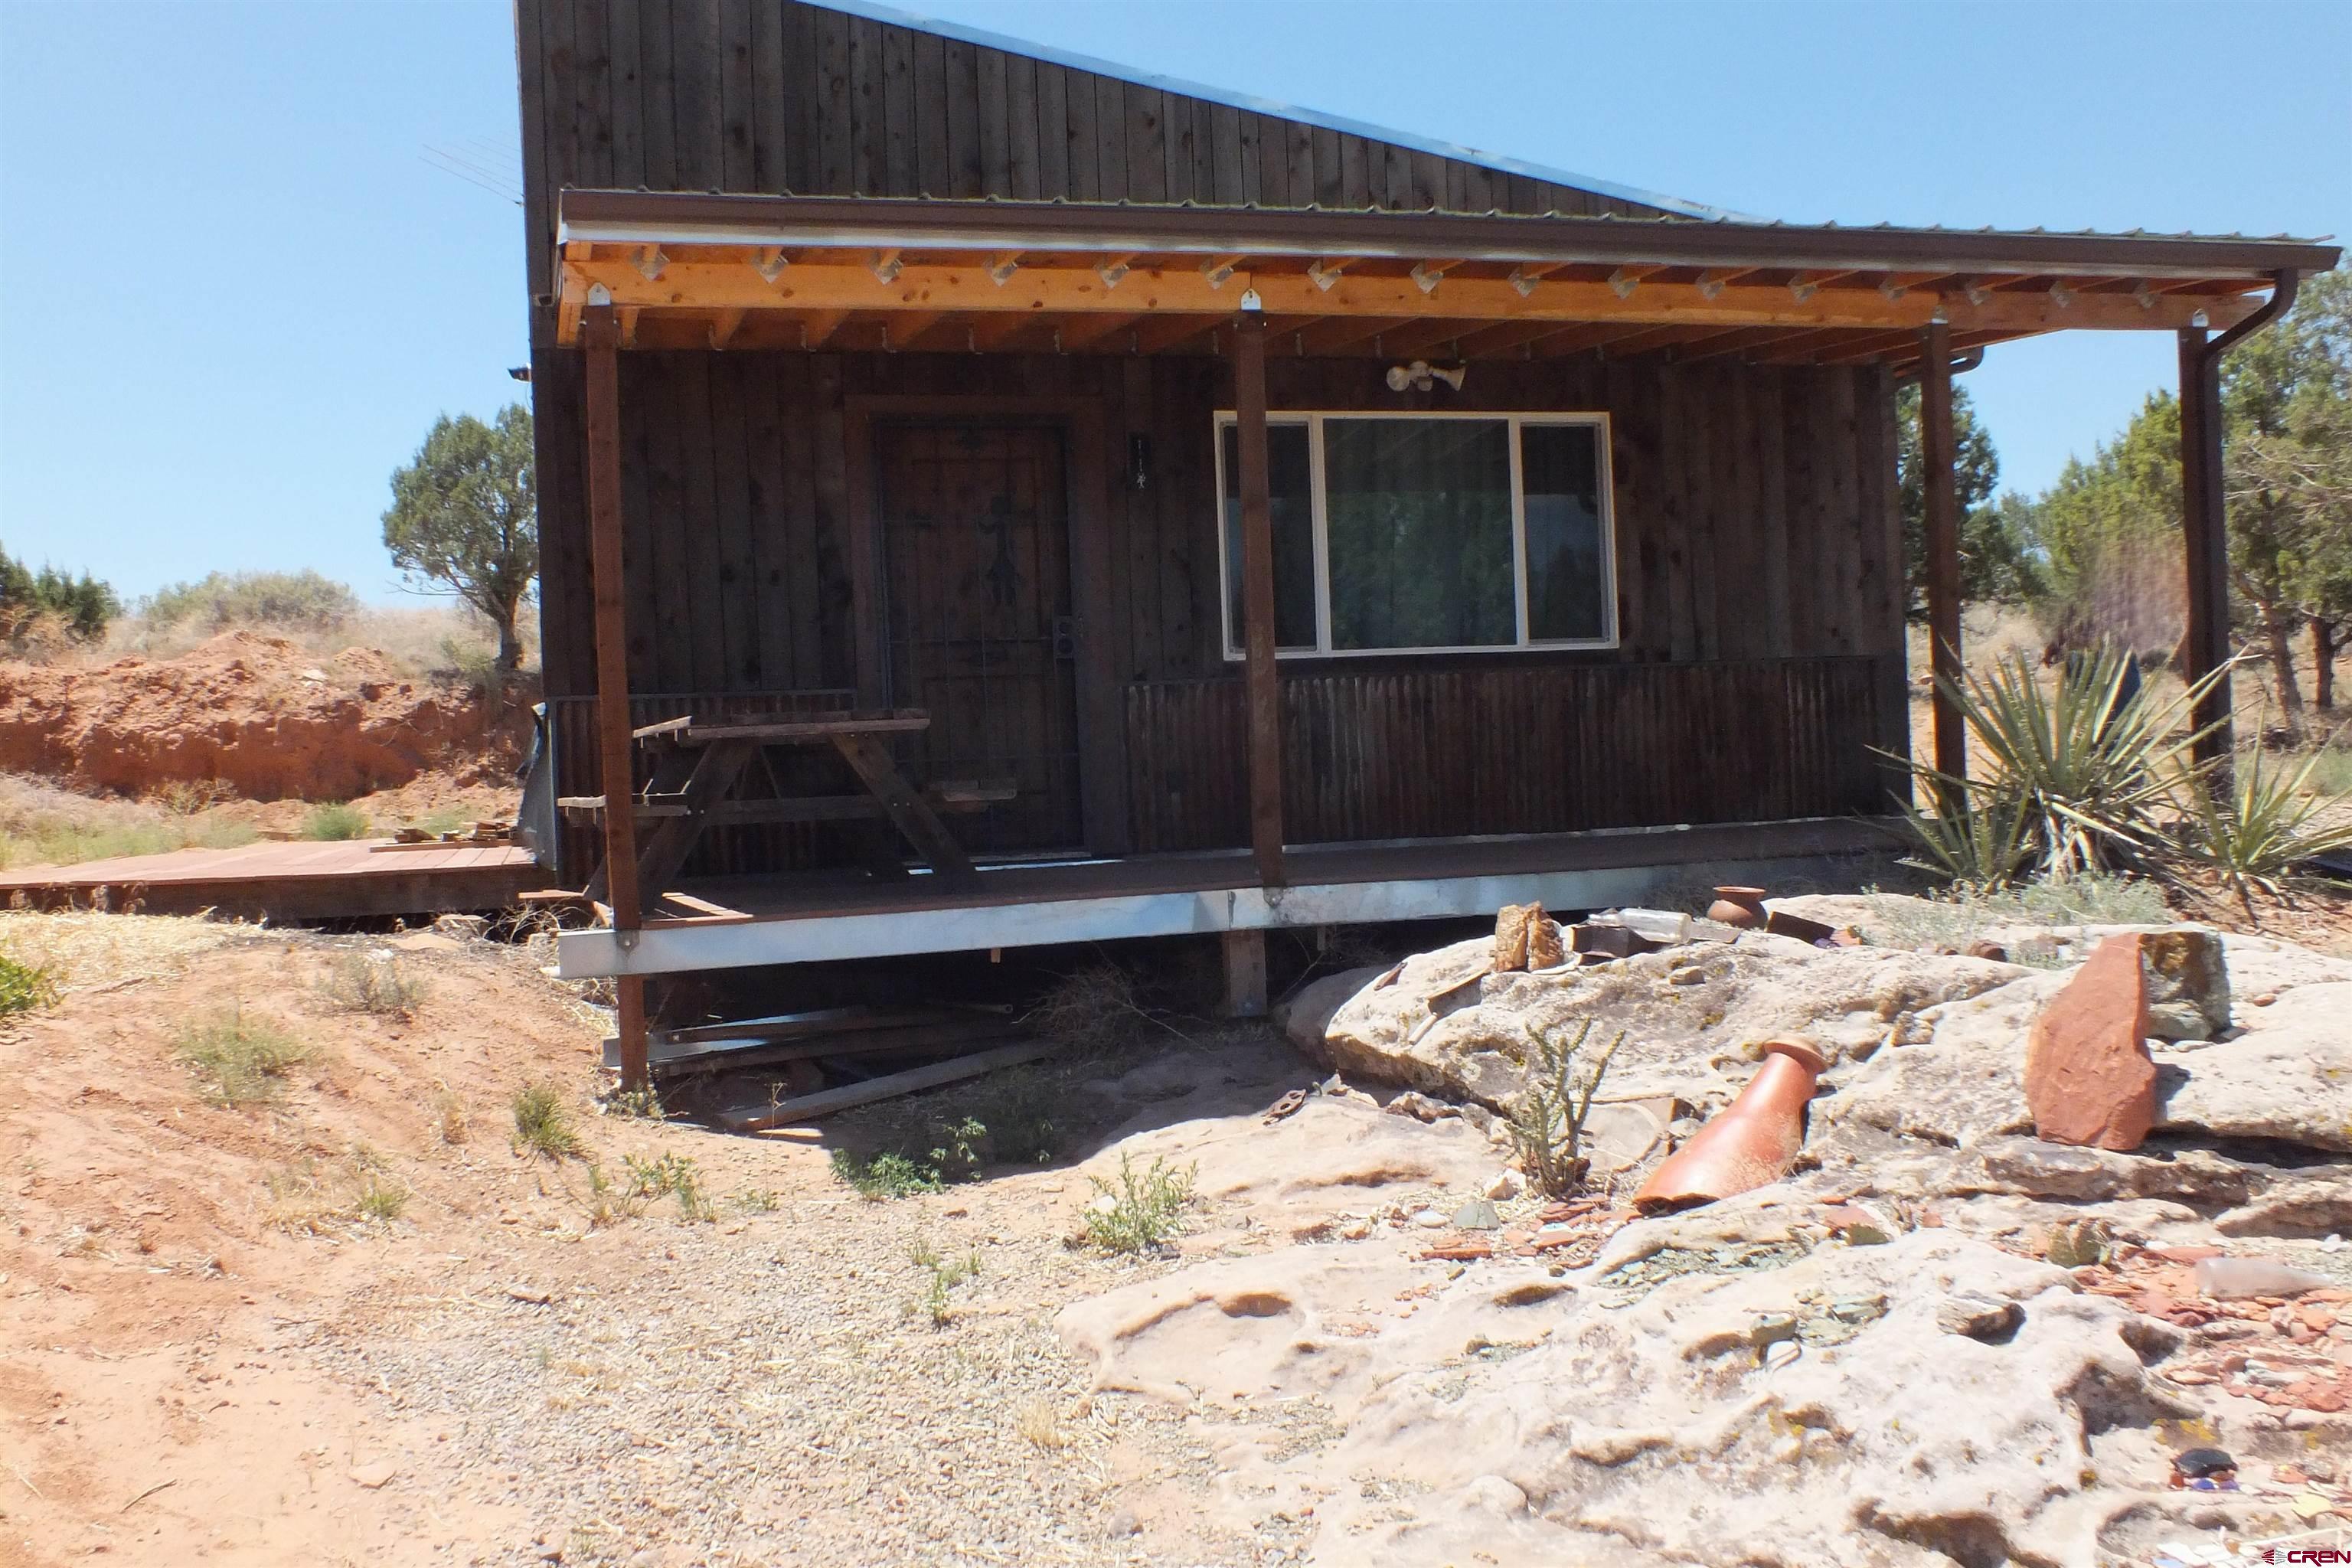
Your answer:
1220;423;1317;650
1322;419;1515;650
1521;423;1609;642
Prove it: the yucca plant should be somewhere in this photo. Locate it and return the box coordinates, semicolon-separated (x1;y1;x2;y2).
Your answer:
2164;742;2352;914
1900;774;2036;890
1886;645;2226;888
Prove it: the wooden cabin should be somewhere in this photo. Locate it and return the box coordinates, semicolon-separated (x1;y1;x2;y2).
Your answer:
513;0;2337;1079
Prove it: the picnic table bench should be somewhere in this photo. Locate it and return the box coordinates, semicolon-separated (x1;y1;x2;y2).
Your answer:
563;709;1005;916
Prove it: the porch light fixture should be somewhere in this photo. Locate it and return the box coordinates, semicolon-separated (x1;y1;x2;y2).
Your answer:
1384;360;1466;394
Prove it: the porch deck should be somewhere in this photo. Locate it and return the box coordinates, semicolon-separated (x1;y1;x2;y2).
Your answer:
0;839;547;921
554;815;1897;978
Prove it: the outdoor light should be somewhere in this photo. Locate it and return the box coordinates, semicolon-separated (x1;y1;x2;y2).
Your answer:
508;367;532;382
1384;360;1467;394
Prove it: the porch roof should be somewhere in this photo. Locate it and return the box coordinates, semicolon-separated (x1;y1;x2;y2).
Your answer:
553;189;2337;370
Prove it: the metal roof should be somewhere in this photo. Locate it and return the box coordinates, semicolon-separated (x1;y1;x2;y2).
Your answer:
558;190;2341;279
804;0;1756;224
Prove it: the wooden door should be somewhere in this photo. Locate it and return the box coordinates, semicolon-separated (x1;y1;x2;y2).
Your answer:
876;422;1084;854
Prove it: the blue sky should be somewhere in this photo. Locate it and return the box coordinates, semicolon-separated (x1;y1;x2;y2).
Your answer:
2;0;2345;603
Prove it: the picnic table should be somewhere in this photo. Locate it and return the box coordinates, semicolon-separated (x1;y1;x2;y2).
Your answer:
562;709;1005;916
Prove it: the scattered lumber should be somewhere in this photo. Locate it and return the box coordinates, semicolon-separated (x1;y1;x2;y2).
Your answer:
717;1039;1057;1133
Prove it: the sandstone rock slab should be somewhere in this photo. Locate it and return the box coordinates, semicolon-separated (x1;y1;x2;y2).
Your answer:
2025;934;2157;1151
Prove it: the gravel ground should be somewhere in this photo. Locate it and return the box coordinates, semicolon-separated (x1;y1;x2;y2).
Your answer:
315;1171;1253;1568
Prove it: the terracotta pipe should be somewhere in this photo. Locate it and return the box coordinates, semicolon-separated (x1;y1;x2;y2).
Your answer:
1634;1037;1827;1212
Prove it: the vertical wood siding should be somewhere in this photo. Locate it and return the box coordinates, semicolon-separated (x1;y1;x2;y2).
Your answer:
1125;658;1893;853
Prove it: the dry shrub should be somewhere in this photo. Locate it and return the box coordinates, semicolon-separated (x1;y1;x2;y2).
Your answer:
1026;963;1170;1055
316;951;425;1016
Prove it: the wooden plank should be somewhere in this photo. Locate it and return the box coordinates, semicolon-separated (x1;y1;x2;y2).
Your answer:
705;354;759;684
672;357;728;689
742;354;795;687
913;30;950;197
605;0;642;189
517;0;554;296
716;0;753;189
943;38;982;198
1231;311;1284;887
1065;62;1099;201
582;305;643;1087
1034;60;1068;198
717;1039;1057;1132
566;256;2196;336
631;1018;1022;1076
814;4;851;193
975;41;1010;196
1004;51;1040;199
1220;928;1268;1018
830;732;978;881
1919;321;1965;779
1126;83;1166;204
670;0;722;191
632;737;759;909
846;14;881;194
684;710;926;743
880;19;915;195
637;0;677;189
776;353;826;684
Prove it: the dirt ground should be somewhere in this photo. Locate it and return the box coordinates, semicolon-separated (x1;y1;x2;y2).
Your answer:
0;916;1298;1568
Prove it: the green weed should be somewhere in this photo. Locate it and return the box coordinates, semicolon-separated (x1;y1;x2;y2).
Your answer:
175;1008;312;1106
830;1148;942;1200
622;1152;710;1221
0;952;60;1016
511;1083;585;1159
301;802;370;842
1080;1152;1197;1255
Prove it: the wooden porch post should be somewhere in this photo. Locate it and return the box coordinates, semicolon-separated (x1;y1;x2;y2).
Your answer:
1232;306;1285;886
2177;327;2234;767
1919;320;1966;782
583;302;648;1089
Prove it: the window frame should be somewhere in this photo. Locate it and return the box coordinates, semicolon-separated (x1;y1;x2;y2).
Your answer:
1213;410;1619;660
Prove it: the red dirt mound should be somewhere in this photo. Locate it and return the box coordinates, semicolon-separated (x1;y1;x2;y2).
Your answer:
0;632;527;801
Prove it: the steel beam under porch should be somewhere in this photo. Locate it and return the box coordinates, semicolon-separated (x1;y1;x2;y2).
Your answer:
553;818;1897;980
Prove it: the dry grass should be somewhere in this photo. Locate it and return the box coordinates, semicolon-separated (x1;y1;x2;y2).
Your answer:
1013;1400;1066;1451
0;772;257;870
0;908;250;994
316;952;426;1018
90;603;540;680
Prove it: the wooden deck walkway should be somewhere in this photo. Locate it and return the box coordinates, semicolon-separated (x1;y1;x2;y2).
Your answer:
0;839;547;920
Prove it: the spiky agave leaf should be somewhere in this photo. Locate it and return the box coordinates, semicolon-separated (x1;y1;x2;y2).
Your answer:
1895;773;2037;890
2165;742;2352;912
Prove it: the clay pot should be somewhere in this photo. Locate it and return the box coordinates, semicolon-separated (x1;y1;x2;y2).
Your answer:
1706;886;1769;929
1634;1037;1826;1212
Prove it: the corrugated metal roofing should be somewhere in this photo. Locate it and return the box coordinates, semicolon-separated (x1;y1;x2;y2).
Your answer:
805;0;1759;224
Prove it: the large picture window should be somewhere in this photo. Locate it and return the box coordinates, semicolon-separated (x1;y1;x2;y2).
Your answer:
1217;413;1615;657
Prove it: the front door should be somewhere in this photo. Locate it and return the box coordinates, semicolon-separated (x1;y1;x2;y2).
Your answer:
876;421;1084;854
